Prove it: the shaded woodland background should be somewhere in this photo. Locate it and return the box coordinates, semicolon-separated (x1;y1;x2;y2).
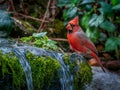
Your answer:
1;0;120;70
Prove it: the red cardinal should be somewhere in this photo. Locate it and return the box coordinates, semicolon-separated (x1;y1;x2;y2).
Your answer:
66;16;105;72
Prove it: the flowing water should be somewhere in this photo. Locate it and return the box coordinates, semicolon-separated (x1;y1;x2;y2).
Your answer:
13;48;33;90
53;53;73;90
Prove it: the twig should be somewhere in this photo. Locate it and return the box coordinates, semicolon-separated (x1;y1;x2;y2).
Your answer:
0;0;5;4
51;0;57;20
18;13;49;23
37;0;51;33
49;38;68;42
9;0;16;12
9;0;18;16
19;0;26;14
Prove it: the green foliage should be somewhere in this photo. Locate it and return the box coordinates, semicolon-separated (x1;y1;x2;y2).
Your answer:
26;52;60;90
89;14;104;27
111;0;120;6
57;0;120;59
0;51;25;89
99;20;115;32
86;27;99;42
63;54;92;90
105;36;120;51
21;32;59;51
57;0;73;7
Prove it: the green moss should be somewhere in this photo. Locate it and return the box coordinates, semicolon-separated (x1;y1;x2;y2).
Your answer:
0;50;61;90
63;54;93;90
74;62;92;90
63;53;69;64
26;52;61;90
0;51;25;89
20;20;37;32
53;19;65;34
20;32;59;51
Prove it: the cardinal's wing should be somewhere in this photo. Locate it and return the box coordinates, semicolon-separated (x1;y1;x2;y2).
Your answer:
76;31;98;54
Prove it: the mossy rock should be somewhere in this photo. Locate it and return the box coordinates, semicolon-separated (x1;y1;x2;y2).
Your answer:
0;10;14;37
0;51;25;90
0;50;61;90
0;39;92;90
26;52;61;90
63;53;93;90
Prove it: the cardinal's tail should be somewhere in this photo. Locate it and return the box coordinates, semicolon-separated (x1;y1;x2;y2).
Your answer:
90;52;106;72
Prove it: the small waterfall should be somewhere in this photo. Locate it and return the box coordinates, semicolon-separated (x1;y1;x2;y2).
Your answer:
13;48;33;90
24;46;74;90
0;38;74;90
0;38;33;90
53;53;73;90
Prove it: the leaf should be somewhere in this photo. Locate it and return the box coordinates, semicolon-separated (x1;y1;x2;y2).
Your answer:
66;6;78;18
63;9;68;21
115;17;120;23
86;27;99;42
21;36;32;43
80;0;95;5
57;0;72;7
99;20;115;32
32;32;47;38
111;0;120;6
81;12;91;28
112;4;120;10
85;5;93;10
88;14;98;26
89;14;104;27
105;37;118;51
99;32;107;41
116;35;120;45
72;0;78;4
99;2;112;15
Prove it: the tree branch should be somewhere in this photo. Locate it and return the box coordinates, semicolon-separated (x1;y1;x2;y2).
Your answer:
49;38;68;42
9;0;18;16
37;0;51;33
18;13;49;23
